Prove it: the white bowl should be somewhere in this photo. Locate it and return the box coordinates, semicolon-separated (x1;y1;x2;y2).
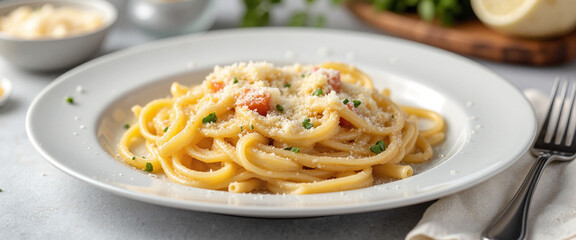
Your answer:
127;0;215;37
0;0;117;72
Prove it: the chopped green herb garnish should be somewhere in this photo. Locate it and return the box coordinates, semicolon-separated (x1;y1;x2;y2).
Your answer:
250;125;254;130
142;156;146;159
312;88;324;96
352;100;362;108
370;145;382;154
301;73;306;78
377;140;385;150
284;147;300;153
302;118;313;129
240;125;244;132
233;76;239;84
202;112;217;124
163;127;169;132
391;114;395;119
276;104;284;112
66;97;74;104
145;162;153;172
343;99;349;104
284;83;291;88
124;124;130;129
370;140;386;154
131;156;136;160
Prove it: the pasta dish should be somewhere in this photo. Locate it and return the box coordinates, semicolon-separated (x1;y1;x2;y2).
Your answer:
118;62;445;194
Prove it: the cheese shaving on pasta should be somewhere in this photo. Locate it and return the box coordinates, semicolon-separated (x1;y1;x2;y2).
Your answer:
118;62;445;194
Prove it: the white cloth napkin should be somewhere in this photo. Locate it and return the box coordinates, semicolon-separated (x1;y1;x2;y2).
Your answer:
407;89;576;240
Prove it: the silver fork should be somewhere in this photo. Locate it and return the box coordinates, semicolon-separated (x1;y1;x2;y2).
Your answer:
482;79;576;240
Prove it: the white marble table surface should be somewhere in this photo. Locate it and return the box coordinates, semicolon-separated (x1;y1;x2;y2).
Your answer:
2;1;575;239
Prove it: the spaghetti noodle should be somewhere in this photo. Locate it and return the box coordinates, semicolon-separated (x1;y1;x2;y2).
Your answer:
118;62;445;194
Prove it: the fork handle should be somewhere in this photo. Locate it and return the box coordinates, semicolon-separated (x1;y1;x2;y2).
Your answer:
482;153;551;240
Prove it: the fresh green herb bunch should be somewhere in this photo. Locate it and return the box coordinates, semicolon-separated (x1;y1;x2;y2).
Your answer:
241;0;346;27
242;0;282;27
368;0;474;26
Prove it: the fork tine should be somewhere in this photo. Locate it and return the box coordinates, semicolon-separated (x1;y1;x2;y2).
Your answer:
554;80;575;145
541;79;576;146
542;79;562;144
565;81;576;146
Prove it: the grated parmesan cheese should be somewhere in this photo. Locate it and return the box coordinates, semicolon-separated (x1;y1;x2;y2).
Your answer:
199;62;392;135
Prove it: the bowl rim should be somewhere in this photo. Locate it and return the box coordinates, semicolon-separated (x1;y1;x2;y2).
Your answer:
0;0;118;42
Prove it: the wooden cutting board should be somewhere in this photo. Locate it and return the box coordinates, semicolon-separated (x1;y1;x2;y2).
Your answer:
347;1;576;66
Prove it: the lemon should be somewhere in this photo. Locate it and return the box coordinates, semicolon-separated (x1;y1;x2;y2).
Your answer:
471;0;576;38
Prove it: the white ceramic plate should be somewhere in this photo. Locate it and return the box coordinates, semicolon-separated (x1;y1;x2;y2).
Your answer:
26;28;536;217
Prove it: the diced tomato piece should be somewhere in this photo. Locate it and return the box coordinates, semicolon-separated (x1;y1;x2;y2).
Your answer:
327;72;341;93
340;103;358;128
236;88;271;116
340;118;353;128
211;81;225;93
311;67;341;93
